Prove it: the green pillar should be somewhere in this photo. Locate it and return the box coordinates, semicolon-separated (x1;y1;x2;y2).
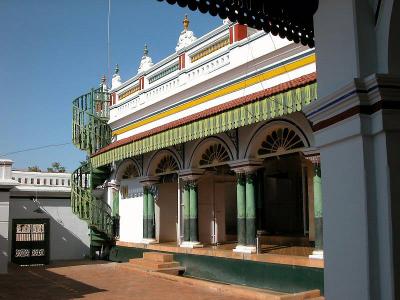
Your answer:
112;190;119;217
245;173;256;246
148;187;155;239
143;187;148;239
189;181;198;242
313;162;323;250
236;173;246;246
112;189;120;238
183;182;190;242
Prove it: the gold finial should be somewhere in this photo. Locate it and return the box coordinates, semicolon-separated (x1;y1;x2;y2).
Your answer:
183;14;189;31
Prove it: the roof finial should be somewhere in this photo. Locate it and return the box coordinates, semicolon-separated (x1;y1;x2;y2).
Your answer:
112;65;122;89
100;74;107;90
138;44;154;73
176;14;197;51
183;14;189;31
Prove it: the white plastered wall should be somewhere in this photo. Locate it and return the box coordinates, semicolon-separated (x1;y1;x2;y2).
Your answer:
8;197;90;261
119;179;143;243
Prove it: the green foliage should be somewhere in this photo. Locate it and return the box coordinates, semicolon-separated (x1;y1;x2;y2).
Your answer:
47;162;66;173
28;166;41;172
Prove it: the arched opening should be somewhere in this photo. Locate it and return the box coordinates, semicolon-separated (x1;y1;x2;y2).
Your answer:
190;138;236;245
248;122;314;248
148;151;180;243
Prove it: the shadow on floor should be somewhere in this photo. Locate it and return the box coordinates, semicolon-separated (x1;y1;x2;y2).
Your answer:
0;262;107;299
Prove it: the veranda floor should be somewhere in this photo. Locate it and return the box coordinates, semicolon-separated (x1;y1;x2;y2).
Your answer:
116;241;324;269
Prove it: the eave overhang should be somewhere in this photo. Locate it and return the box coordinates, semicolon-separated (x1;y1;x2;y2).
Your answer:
91;73;317;168
156;0;318;47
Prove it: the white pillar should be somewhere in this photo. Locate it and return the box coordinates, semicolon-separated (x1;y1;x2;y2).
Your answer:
308;1;400;298
0;159;18;273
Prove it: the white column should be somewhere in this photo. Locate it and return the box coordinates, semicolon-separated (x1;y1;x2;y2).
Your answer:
309;1;400;299
310;6;400;299
0;159;18;273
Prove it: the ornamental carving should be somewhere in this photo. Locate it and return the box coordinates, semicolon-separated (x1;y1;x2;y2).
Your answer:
121;162;139;179
258;127;305;156
199;143;230;166
155;155;179;174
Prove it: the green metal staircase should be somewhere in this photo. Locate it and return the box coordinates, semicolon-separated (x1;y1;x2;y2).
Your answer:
71;85;114;258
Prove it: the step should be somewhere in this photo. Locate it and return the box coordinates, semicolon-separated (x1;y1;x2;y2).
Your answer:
279;289;321;299
120;262;185;275
143;252;173;262
129;258;180;269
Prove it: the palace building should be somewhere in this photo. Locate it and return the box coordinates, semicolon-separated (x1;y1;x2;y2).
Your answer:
71;17;324;293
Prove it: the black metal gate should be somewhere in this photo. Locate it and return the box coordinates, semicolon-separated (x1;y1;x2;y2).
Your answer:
11;219;50;266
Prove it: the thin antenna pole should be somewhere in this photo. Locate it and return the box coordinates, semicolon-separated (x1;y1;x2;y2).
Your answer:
107;0;111;83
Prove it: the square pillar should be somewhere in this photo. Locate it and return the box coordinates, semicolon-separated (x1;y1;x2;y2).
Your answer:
304;74;400;299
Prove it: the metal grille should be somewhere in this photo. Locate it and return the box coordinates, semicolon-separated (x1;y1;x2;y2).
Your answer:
11;219;49;266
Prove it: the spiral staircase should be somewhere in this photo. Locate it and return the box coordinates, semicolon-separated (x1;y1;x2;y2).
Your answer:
71;86;114;258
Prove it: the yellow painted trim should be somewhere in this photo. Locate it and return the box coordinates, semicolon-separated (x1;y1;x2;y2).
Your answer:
113;53;315;136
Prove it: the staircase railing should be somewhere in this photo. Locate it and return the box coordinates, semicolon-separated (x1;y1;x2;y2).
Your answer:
72;87;111;155
71;86;113;240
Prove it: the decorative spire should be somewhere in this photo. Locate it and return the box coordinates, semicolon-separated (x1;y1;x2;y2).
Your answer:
112;64;122;89
138;43;154;74
183;14;189;31
100;75;107;90
176;15;197;51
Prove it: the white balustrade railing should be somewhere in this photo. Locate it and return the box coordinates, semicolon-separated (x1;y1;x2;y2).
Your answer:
109;51;231;123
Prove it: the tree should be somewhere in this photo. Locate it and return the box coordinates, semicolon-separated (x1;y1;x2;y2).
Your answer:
28;166;41;172
47;162;66;173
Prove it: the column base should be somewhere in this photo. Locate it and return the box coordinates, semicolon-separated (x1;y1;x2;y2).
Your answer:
180;241;203;248
233;245;256;254
142;238;157;244
309;250;324;260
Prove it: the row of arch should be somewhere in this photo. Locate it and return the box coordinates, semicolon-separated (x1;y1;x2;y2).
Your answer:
115;119;312;180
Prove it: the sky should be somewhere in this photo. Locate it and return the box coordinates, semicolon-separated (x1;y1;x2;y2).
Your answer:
0;0;221;172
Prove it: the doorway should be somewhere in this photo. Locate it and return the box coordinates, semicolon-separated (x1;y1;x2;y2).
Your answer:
261;154;305;236
11;218;50;266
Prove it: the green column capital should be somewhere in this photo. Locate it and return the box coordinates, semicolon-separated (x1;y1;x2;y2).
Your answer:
245;172;256;184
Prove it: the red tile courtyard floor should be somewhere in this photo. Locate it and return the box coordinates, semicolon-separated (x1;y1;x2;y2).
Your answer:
0;261;266;300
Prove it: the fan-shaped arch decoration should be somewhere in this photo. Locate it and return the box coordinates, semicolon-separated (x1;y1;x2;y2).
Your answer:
258;127;305;156
155;155;179;174
121;163;139;179
199;143;230;166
